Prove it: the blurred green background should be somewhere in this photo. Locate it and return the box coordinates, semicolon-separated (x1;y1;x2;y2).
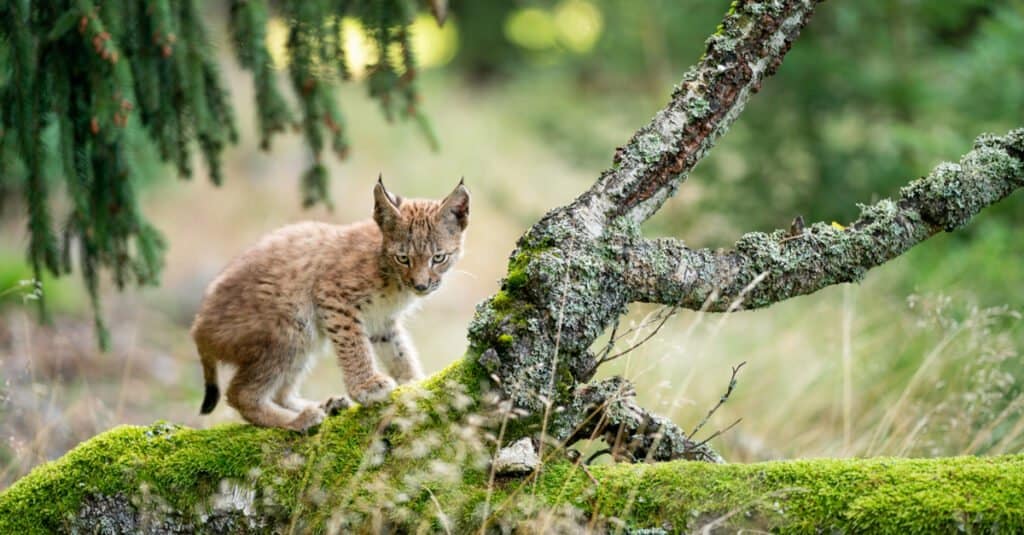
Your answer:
2;0;1023;487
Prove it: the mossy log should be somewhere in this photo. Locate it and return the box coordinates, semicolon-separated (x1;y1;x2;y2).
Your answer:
3;359;1024;533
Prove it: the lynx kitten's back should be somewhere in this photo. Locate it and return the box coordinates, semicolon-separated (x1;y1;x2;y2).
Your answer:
191;178;469;431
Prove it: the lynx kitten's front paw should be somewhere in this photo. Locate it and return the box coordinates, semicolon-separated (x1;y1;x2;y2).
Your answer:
393;366;424;385
289;405;326;432
350;374;397;405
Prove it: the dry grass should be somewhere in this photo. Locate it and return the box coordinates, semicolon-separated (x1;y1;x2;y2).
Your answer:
604;283;1022;462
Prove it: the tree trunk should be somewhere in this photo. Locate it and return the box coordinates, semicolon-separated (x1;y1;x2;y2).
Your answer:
3;0;1024;532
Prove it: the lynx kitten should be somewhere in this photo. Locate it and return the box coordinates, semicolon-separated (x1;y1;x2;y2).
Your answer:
191;177;469;431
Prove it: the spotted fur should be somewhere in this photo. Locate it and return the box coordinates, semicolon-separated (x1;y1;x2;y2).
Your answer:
191;178;469;431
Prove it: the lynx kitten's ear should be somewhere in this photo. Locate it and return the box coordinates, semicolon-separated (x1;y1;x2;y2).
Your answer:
440;178;470;230
373;174;402;231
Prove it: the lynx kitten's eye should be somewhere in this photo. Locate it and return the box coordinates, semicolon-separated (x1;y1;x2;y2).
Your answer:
395;254;410;266
432;253;448;264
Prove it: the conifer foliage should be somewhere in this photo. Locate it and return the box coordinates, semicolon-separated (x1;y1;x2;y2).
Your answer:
0;0;431;347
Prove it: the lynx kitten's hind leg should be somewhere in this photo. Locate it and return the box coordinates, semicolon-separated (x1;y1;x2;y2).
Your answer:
274;384;319;414
227;364;324;431
273;350;320;413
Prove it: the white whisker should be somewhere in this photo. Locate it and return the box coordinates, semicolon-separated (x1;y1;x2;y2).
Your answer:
451;269;478;280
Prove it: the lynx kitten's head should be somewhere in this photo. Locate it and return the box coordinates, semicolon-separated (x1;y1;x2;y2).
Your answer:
373;176;470;296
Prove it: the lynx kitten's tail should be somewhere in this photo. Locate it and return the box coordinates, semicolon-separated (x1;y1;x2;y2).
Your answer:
198;348;220;414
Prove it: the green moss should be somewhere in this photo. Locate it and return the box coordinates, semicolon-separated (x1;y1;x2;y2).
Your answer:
505;251;531;290
4;401;1024;533
490;290;513;310
497;333;514;345
0;421;294;533
487;291;532;331
554;365;575;400
419;356;487;399
501;241;557;296
530;455;1024;533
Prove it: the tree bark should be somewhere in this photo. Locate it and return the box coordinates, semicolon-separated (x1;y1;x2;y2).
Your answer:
3;0;1024;532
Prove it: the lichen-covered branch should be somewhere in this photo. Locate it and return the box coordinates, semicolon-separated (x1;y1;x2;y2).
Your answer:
625;129;1024;310
571;0;822;231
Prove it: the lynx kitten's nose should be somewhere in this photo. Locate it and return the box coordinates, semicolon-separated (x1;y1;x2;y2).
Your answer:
414;283;429;292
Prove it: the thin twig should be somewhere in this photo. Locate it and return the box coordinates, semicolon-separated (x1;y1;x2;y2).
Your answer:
479;400;513;535
778;233;807;244
598;302;681;365
596;317;621;361
600;304;672;360
699;487;806;535
726;272;769;313
534;239;575;500
630;286;722;381
689;361;746;439
612;304;673;346
424;487;453;535
579;463;600;487
585;448;612;465
694;418;742;449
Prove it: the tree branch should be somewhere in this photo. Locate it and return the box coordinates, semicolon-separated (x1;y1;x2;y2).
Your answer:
566;0;822;234
561;377;724;464
625;129;1024;310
